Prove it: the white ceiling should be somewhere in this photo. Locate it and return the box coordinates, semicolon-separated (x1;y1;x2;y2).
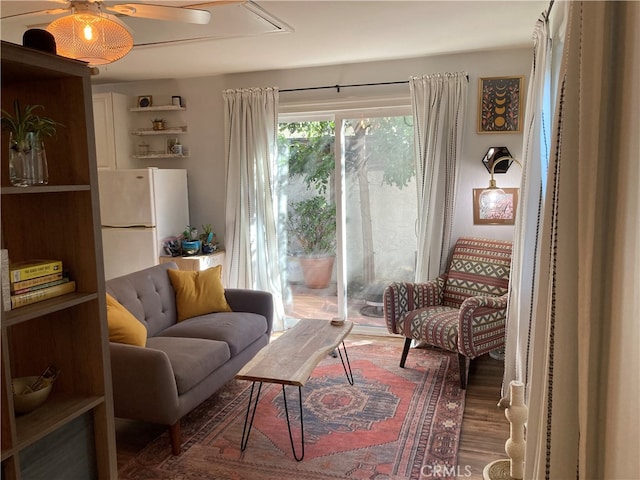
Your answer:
0;1;550;84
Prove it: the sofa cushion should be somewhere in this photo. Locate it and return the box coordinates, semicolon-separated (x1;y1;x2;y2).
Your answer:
157;312;268;357
106;262;179;336
146;336;230;395
106;293;147;346
167;266;232;322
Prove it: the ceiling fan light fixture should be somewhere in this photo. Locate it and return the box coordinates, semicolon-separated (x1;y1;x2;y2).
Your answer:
46;9;133;66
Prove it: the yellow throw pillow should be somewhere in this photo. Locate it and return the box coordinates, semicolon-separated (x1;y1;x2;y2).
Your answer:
106;293;147;347
167;265;232;322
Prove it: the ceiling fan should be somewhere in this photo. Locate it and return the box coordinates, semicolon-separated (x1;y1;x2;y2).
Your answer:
3;1;223;66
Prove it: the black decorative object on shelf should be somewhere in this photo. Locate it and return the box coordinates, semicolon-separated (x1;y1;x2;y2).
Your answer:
23;29;57;54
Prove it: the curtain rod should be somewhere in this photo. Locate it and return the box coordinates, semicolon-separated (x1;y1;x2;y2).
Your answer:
544;0;555;20
280;75;469;93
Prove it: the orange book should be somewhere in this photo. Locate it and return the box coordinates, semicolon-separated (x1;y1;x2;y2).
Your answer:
12;277;70;295
10;272;64;292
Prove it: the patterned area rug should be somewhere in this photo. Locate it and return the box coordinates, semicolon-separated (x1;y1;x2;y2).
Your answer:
119;340;466;480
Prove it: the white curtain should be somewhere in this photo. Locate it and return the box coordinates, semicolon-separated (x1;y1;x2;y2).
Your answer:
526;2;640;478
410;72;468;281
500;12;554;401
222;87;285;331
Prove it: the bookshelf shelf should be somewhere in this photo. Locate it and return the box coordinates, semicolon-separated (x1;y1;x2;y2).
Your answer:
0;41;116;479
2;292;97;327
12;394;104;453
0;185;91;195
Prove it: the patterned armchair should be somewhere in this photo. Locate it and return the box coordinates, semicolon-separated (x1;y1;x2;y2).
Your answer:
383;237;512;389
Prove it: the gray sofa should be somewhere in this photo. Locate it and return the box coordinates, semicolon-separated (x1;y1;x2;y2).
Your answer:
105;262;273;454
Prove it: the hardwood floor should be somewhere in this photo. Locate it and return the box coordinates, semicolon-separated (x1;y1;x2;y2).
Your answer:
458;352;510;479
115;334;508;477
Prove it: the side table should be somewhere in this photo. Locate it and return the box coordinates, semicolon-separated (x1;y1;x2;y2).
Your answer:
159;250;225;272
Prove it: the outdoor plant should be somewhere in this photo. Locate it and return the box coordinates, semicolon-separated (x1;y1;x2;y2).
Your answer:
1;100;62;152
287;196;336;256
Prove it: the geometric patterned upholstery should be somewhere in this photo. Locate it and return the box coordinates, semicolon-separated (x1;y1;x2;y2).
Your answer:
383;237;512;388
442;237;512;308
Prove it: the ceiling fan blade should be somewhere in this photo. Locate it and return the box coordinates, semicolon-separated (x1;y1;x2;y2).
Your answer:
107;3;211;24
1;8;68;20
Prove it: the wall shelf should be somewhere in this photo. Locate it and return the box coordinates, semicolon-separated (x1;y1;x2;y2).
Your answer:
130;105;186;112
132;127;187;135
131;101;188;159
132;153;189;159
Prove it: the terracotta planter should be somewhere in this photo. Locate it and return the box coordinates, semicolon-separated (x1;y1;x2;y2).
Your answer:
299;255;335;289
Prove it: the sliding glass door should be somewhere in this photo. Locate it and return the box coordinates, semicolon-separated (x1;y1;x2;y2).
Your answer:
278;107;416;333
339;111;416;332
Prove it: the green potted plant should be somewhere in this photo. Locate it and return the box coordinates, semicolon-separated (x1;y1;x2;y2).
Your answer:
199;223;217;254
1;100;62;186
287;196;337;288
181;225;200;255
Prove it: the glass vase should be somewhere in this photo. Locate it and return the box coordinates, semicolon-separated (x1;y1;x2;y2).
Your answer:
9;131;49;186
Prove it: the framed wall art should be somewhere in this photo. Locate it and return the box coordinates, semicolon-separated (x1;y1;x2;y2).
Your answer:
137;95;152;108
473;188;519;225
478;76;523;133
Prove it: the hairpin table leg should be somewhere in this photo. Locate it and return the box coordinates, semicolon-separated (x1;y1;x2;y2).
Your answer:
240;381;263;452
282;384;304;461
337;341;354;385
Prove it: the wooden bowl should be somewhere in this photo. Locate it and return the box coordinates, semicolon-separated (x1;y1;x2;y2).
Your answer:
12;376;53;414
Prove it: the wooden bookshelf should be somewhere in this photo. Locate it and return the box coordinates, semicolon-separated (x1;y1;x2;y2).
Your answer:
1;41;117;479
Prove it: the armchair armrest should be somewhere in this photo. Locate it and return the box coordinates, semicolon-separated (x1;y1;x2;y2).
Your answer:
109;342;180;425
457;293;509;358
383;275;446;334
224;289;274;335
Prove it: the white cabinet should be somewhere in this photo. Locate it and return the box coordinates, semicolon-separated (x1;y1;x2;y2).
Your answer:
92;92;131;169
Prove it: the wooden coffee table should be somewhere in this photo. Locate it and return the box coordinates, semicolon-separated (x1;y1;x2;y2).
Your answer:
235;318;354;460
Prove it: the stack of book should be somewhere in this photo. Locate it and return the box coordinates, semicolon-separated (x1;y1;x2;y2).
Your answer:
3;258;76;309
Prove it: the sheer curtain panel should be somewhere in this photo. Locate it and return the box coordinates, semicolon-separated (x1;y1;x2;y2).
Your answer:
409;73;467;281
525;2;639;478
500;12;554;403
223;87;285;331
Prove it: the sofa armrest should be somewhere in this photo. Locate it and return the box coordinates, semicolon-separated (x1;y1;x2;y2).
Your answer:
109;342;180;425
457;293;509;358
383;275;447;334
224;288;274;334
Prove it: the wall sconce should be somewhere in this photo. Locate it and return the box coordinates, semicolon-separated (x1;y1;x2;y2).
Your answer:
482;146;514;174
479;147;522;212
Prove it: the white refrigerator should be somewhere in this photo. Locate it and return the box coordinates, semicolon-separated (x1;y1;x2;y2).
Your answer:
98;168;189;280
